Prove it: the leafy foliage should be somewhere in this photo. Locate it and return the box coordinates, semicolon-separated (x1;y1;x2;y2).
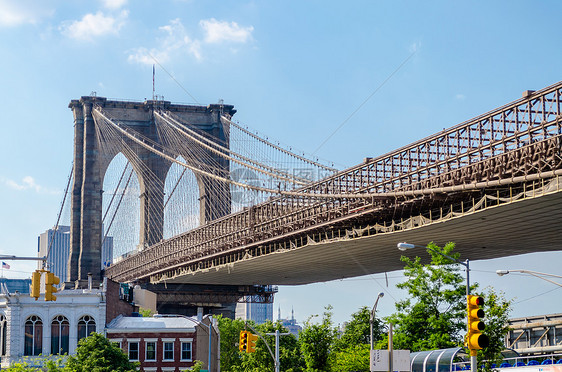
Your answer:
388;242;468;351
5;333;136;372
216;315;248;371
65;332;138;371
216;316;302;372
299;305;338;371
330;343;370;371
138;307;154;317
334;305;384;351
4;356;65;372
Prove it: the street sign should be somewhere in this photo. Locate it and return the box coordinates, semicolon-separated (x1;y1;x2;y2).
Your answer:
370;349;389;371
393;350;411;371
370;349;410;372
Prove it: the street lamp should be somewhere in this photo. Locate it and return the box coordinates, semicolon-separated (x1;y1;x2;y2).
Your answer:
397;242;475;372
370;292;384;350
496;269;562;288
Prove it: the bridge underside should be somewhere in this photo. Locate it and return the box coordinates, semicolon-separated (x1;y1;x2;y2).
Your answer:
160;187;562;286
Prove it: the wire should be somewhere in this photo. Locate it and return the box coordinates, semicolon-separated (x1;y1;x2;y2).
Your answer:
515;285;562;303
313;51;416;154
148;52;200;104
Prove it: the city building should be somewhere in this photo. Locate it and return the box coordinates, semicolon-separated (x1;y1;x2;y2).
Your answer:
106;314;219;372
0;278;32;295
235;302;273;324
0;277;136;368
37;226;113;285
278;307;302;337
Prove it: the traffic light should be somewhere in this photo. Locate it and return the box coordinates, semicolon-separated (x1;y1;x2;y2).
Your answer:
30;270;42;300
247;332;259;353
466;295;489;355
45;272;60;301
239;330;249;352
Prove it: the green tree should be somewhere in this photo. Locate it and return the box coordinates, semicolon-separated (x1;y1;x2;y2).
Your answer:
216;315;248;372
240;321;303;372
4;357;64;372
477;288;512;371
138;307;154;317
330;343;370;372
65;332;138;371
387;242;468;351
334;306;384;350
299;305;337;371
183;360;204;371
330;306;384;371
217;315;303;372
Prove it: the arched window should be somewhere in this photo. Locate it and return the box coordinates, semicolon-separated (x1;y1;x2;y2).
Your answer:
24;315;43;356
51;315;69;355
77;315;96;341
0;314;6;356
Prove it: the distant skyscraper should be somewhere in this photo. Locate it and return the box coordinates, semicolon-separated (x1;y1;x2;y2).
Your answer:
278;306;302;337
38;226;113;285
235;302;273;325
0;278;32;294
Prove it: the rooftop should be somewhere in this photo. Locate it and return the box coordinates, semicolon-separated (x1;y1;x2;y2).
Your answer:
107;314;199;332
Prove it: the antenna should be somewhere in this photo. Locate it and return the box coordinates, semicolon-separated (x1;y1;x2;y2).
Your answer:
152;64;155;101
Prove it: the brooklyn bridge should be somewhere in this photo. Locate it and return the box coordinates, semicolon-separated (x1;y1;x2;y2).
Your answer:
60;81;562;312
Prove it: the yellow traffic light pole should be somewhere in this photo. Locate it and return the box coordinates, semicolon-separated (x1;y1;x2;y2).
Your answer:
240;322;289;372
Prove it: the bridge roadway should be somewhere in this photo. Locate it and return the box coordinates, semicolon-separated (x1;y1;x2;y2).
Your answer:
172;183;562;285
106;81;562;286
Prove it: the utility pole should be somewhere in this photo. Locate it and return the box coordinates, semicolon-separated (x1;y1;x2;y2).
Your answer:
266;329;290;372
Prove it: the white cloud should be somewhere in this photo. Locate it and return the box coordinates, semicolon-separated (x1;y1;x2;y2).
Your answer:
128;18;202;65
100;0;128;10
0;0;53;27
2;176;59;195
456;94;466;100
128;18;253;65
200;18;253;44
60;10;128;41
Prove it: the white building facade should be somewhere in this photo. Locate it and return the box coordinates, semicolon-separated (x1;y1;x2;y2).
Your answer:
0;287;106;368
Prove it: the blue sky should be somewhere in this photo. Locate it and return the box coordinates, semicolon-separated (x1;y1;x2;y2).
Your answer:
0;0;561;325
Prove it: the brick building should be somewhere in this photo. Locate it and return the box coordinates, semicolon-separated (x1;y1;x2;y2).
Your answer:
106;314;219;372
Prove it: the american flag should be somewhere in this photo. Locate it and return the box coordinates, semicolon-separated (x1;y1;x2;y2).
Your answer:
1;262;10;269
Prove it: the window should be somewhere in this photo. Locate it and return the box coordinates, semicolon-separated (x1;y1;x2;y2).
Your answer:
24;315;43;356
77;315;96;341
0;314;6;356
51;315;69;355
109;339;121;349
163;341;174;360
128;341;139;360
145;341;156;361
181;341;192;361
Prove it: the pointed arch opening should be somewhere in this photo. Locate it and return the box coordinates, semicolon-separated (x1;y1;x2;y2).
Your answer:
163;156;200;239
102;152;141;261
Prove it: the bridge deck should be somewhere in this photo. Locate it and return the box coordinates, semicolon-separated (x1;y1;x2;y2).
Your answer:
159;181;562;285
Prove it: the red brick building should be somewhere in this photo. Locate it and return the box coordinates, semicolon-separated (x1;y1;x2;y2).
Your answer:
106;314;219;372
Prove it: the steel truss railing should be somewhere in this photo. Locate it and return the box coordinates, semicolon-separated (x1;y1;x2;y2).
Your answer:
106;82;562;283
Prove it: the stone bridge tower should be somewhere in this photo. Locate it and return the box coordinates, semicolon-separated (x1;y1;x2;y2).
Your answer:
67;96;235;288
